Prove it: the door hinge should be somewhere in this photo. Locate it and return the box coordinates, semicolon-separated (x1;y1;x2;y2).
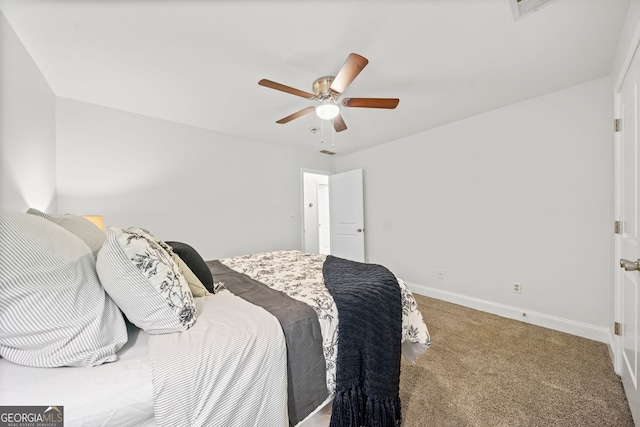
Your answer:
615;322;622;336
614;118;622;132
614;220;622;234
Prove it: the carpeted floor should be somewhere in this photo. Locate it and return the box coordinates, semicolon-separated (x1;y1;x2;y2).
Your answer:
400;294;634;426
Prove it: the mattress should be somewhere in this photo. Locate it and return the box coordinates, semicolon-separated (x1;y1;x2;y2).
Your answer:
0;321;155;427
0;292;289;427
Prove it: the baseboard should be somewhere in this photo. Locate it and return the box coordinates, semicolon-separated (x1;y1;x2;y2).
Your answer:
606;329;618;372
405;281;611;344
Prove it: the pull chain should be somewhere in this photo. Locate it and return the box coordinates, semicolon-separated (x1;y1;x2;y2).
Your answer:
319;119;335;148
332;119;335;148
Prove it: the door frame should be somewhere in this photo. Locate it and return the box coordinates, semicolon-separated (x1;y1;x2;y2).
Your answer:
612;10;640;375
614;35;640;424
614;88;623;376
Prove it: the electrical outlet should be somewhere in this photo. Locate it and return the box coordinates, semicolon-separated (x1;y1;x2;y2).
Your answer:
513;282;522;293
437;269;445;280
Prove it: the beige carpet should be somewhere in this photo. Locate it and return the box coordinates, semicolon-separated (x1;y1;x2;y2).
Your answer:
400;294;634;426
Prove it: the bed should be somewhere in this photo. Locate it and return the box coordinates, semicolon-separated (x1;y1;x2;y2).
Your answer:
0;209;430;426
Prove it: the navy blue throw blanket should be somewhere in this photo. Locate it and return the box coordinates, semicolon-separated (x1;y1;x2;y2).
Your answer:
323;255;403;427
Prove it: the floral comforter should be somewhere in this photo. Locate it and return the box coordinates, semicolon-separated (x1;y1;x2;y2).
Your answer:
219;250;431;393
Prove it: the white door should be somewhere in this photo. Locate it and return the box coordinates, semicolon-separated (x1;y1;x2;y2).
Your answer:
616;45;640;424
329;169;365;262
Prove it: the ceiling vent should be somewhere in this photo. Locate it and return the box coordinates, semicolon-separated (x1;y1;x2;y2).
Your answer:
510;0;557;20
320;150;336;155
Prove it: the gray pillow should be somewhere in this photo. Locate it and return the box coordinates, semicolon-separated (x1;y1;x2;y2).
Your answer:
26;208;106;257
0;209;128;367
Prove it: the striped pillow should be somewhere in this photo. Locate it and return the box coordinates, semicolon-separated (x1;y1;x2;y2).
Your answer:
0;210;128;367
26;208;106;257
96;227;197;334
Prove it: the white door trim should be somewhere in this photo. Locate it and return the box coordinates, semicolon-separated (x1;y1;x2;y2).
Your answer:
612;5;640;376
614;40;640;424
615;88;623;376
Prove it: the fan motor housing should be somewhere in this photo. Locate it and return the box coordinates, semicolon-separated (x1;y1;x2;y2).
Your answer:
313;76;336;98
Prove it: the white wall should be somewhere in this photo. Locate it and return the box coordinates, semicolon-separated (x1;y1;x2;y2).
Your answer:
55;98;333;260
0;12;56;212
335;77;613;338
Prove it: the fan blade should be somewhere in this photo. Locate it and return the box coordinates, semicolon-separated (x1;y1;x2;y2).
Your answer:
342;98;399;109
330;53;369;94
276;106;315;124
333;114;347;132
259;79;316;99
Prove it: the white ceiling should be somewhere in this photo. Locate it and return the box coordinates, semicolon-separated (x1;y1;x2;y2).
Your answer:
0;0;630;155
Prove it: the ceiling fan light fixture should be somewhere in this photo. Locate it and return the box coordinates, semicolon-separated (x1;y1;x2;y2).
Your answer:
260;53;398;132
315;100;340;120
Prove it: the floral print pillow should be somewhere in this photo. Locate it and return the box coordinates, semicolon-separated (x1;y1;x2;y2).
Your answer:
97;227;197;334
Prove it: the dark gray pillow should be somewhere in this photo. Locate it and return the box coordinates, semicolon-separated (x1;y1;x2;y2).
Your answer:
165;241;214;293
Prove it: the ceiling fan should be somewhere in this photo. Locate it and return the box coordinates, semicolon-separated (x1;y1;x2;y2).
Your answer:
258;53;399;133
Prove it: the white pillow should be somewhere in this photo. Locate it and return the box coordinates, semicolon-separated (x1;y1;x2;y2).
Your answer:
97;227;197;334
0;210;128;367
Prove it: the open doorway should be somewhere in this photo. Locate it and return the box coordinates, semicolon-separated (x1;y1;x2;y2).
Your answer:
302;170;331;255
301;168;365;261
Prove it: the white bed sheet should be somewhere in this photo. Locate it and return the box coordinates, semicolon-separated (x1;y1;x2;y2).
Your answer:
148;290;288;427
0;321;155;427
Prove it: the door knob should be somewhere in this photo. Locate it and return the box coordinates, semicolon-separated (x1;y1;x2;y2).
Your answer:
357;228;364;233
620;258;640;271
